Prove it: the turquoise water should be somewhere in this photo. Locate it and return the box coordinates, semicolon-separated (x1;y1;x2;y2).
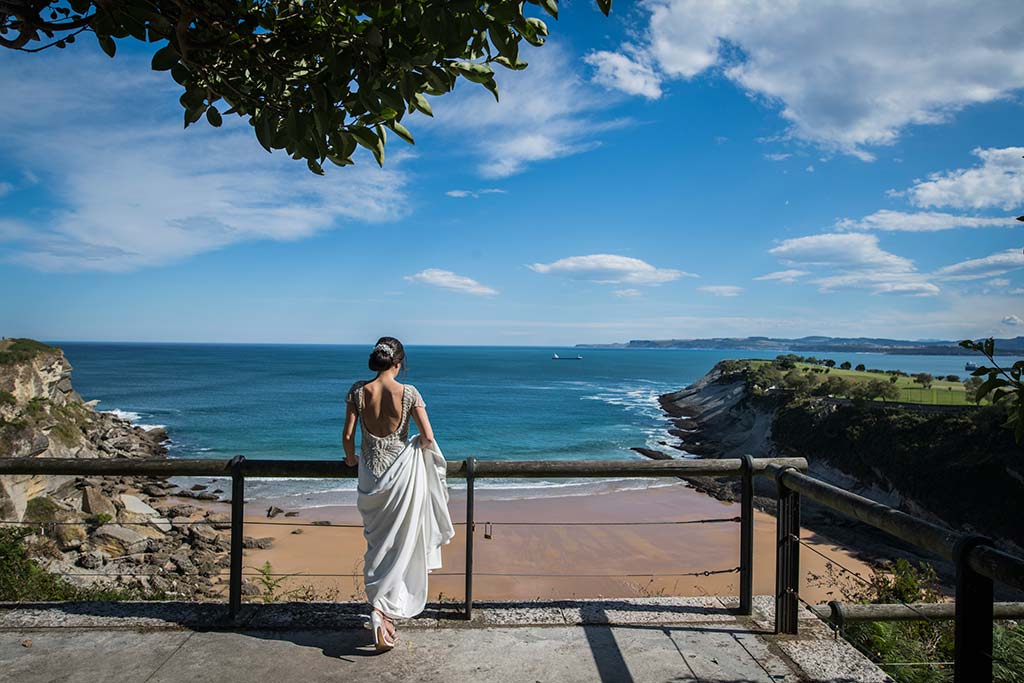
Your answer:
57;343;996;504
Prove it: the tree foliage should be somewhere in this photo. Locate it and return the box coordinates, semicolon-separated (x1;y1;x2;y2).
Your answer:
1;0;611;173
960;338;1024;443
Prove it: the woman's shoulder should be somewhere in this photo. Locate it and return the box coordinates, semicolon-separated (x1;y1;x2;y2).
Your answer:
345;379;369;402
401;383;426;407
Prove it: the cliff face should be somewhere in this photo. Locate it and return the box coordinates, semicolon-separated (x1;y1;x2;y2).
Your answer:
0;340;168;521
659;361;1024;554
0;340;233;599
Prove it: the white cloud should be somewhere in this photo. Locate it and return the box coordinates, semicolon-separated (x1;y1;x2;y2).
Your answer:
1011;288;1024;295
764;153;791;161
584;50;663;99
404;269;498;296
0;182;12;197
933;248;1024;281
593;1;1024;158
770;233;913;272
754;269;809;283
837;209;1019;232
613;288;642;297
806;165;815;173
698;285;743;297
1002;314;1024;325
768;232;938;296
989;278;1011;287
445;188;506;199
432;44;625;178
528;254;695;285
900;147;1024;210
0;52;409;272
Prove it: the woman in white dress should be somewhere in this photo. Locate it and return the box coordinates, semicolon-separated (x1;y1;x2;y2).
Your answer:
342;337;455;651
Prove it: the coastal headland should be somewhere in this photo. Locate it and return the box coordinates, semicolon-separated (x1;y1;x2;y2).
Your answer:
639;357;1024;592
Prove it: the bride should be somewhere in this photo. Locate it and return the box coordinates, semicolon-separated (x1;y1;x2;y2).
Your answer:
342;337;455;651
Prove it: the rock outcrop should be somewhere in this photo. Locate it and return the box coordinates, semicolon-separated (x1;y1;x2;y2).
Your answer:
0;339;230;599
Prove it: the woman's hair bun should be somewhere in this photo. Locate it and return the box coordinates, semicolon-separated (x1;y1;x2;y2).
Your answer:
368;336;406;372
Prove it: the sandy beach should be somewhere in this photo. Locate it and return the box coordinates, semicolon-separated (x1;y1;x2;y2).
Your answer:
225;480;872;605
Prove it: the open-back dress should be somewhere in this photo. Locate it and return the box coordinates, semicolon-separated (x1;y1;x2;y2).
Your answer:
346;381;454;619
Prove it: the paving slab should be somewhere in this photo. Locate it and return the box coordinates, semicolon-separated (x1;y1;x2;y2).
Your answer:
0;598;892;683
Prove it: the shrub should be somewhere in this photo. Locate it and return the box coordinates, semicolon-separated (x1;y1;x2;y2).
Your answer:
0;390;15;406
829;559;1024;683
0;339;56;366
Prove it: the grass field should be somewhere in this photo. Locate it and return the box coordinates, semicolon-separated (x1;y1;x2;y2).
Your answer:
747;359;979;406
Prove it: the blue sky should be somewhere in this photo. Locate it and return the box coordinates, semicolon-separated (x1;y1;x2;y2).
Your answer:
2;1;1023;345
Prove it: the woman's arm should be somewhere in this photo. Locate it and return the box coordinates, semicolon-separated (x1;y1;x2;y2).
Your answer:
412;406;435;449
342;402;358;467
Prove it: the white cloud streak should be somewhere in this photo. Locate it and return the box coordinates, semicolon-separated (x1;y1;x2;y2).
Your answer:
431;44;626;178
0;52;408;272
768;233;938;296
933;248;1024;281
837;209;1019;233
528;254;696;285
698;285;743;297
404;268;498;296
900;147;1024;210
445;188;506;199
754;269;809;283
584;49;663;99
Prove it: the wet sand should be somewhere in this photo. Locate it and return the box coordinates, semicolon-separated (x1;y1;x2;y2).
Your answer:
233;481;871;604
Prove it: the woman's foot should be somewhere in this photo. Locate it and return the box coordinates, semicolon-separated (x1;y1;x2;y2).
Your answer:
371;609;397;651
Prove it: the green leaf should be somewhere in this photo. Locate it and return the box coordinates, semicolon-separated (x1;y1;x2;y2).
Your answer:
525;18;549;38
389;121;415;145
151;44;179;71
412;92;433;117
540;0;559;19
482;78;499;102
488;25;517;61
97;34;116;58
306;158;325;175
494;56;529;71
451;61;495;84
596;0;613;16
206;107;223;127
254;114;274;153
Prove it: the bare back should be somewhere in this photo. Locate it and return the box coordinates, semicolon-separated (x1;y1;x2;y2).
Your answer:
358;380;406;437
346;379;426;477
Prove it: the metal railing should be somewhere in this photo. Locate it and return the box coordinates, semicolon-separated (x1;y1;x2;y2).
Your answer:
2;454;1023;683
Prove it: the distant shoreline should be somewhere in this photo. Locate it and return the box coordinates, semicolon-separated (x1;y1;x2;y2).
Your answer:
575;335;1024;356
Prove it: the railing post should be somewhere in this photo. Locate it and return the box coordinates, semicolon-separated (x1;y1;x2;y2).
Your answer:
774;466;800;635
228;455;246;620
464;456;476;621
953;535;994;683
738;454;754;615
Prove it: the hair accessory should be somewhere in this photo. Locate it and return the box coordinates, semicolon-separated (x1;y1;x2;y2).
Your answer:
373;342;394;358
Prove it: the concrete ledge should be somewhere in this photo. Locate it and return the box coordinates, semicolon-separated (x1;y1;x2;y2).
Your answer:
0;597;893;682
0;597;755;631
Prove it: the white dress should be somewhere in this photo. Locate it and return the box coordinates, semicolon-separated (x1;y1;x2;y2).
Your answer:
346;382;455;619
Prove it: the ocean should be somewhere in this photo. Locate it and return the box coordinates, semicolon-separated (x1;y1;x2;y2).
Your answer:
56;343;996;506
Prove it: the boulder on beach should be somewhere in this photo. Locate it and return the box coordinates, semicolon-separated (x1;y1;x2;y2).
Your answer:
81;488;116;518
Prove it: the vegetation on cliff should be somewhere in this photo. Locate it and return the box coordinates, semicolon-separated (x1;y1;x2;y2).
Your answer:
826;559;1024;683
0;338;56;366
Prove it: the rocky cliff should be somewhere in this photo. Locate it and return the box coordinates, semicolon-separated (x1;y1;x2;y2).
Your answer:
0;339;234;599
656;361;1024;557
